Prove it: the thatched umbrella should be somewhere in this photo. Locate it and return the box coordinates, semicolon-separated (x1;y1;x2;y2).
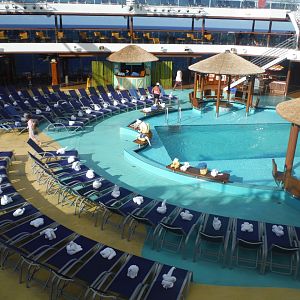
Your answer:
107;45;158;63
276;99;300;175
189;51;264;116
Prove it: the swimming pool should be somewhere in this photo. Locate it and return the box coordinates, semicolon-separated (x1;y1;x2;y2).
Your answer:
155;123;300;161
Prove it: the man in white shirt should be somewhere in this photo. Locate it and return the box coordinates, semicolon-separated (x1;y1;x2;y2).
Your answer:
173;70;183;90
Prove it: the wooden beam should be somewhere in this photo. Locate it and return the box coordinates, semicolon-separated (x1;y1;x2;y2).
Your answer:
285;60;292;97
246;77;253;114
227;75;231;102
216;76;221;117
193;72;197;99
51;60;60;85
199;74;204;101
285;124;299;175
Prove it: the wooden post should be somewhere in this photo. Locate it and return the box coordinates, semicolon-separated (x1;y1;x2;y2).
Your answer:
284;61;292;97
246;77;254;115
267;20;272;47
54;15;58;43
191;17;195;31
216;75;221;117
193;72;197;99
129;16;134;43
199;74;204;101
285;124;299;175
227;75;231;102
201;18;205;44
51;60;60;85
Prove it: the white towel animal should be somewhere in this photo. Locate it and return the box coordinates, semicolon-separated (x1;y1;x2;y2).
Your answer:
131;98;137;104
13;101;18;106
1;195;13;206
162;267;176;289
241;222;253;232
140;96;145;101
211;169;219;177
69;121;75;126
113;100;119;106
180;210;193;221
157;200;167;214
100;247;116;260
86;109;92;114
54;103;59;108
40;228;57;240
46;106;51;112
107;92;112;98
168;92;173;99
68;156;76;164
30;217;44;228
127;265;139;279
71;115;77;121
86;169;95;179
121;99;126;104
212;217;222;231
13;207;25;217
180;162;190;172
36;109;42;115
56;147;68;155
72;161;81;171
93;179;102;189
66;241;83;255
160;102;166;108
111;185;120;198
103;103;109;108
94;104;101;111
133;196;144;205
272;225;284;237
78;111;83;117
143;107;152;113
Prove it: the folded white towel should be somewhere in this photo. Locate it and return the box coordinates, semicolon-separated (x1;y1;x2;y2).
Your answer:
72;161;81;171
160;103;166;108
94;104;101;111
68;156;76;164
1;195;13;206
103;103;109;108
86;169;95;179
78;111;84;117
71;115;77;121
13;101;18;106
211;169;219;177
162;267;176;289
56;147;68;155
66;241;83;255
272;225;284;237
36;109;42;115
113;100;119;106
46;106;51;112
121;99;126;104
30;217;44;228
157;200;167;214
127;265;139;279
180;162;190;172
180;210;193;221
241;222;253;232
100;247;116;260
24;101;29;105
213;217;222;231
131;98;137;104
40;228;57;240
111;185;120;198
13;207;25;217
86;109;92;114
143;107;151;113
69;121;75;126
140;96;145;101
93;179;102;189
133;196;144;205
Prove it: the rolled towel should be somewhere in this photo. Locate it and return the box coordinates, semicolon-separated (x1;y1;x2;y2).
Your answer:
100;247;116;260
68;156;76;164
56;147;68;155
272;225;284;237
40;228;57;240
111;185;120;198
157;200;167;214
13;207;25;217
180;210;193;221
103;103;109;108
30;217;44;228
66;241;83;255
241;222;253;232
69;121;75;126
46;106;51;112
13;101;18;106
140;96;145;101
36;109;42;115
1;195;13;206
24;101;29;105
86;109;92;114
86;169;95;179
78;111;84;117
72;161;81;171
127;265;139;279
212;217;222;230
162;267;176;289
211;169;219;177
180;162;190;172
71;115;77;121
133;196;144;205
93;179;102;189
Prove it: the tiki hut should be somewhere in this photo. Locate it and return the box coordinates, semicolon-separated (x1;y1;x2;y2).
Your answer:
189;51;264;116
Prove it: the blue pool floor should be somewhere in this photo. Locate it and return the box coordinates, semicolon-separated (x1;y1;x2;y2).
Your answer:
45;89;300;289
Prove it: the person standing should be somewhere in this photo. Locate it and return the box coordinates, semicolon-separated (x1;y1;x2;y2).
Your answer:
25;113;41;145
173;70;183;90
152;82;161;105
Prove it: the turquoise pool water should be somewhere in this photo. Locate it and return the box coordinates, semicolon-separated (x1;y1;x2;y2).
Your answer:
155;123;300;161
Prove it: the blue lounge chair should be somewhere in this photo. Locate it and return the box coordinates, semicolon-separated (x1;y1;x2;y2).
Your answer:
44;114;85;132
68;89;80;100
97;85;106;94
111;91;136;110
78;88;90;99
88;86;99;96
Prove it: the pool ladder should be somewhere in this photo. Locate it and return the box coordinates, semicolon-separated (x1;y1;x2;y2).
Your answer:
165;103;182;125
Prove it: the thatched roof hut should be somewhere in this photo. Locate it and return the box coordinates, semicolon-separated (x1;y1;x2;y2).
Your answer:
276;99;300;126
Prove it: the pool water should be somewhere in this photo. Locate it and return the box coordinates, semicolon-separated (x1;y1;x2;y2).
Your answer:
155;123;300;161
